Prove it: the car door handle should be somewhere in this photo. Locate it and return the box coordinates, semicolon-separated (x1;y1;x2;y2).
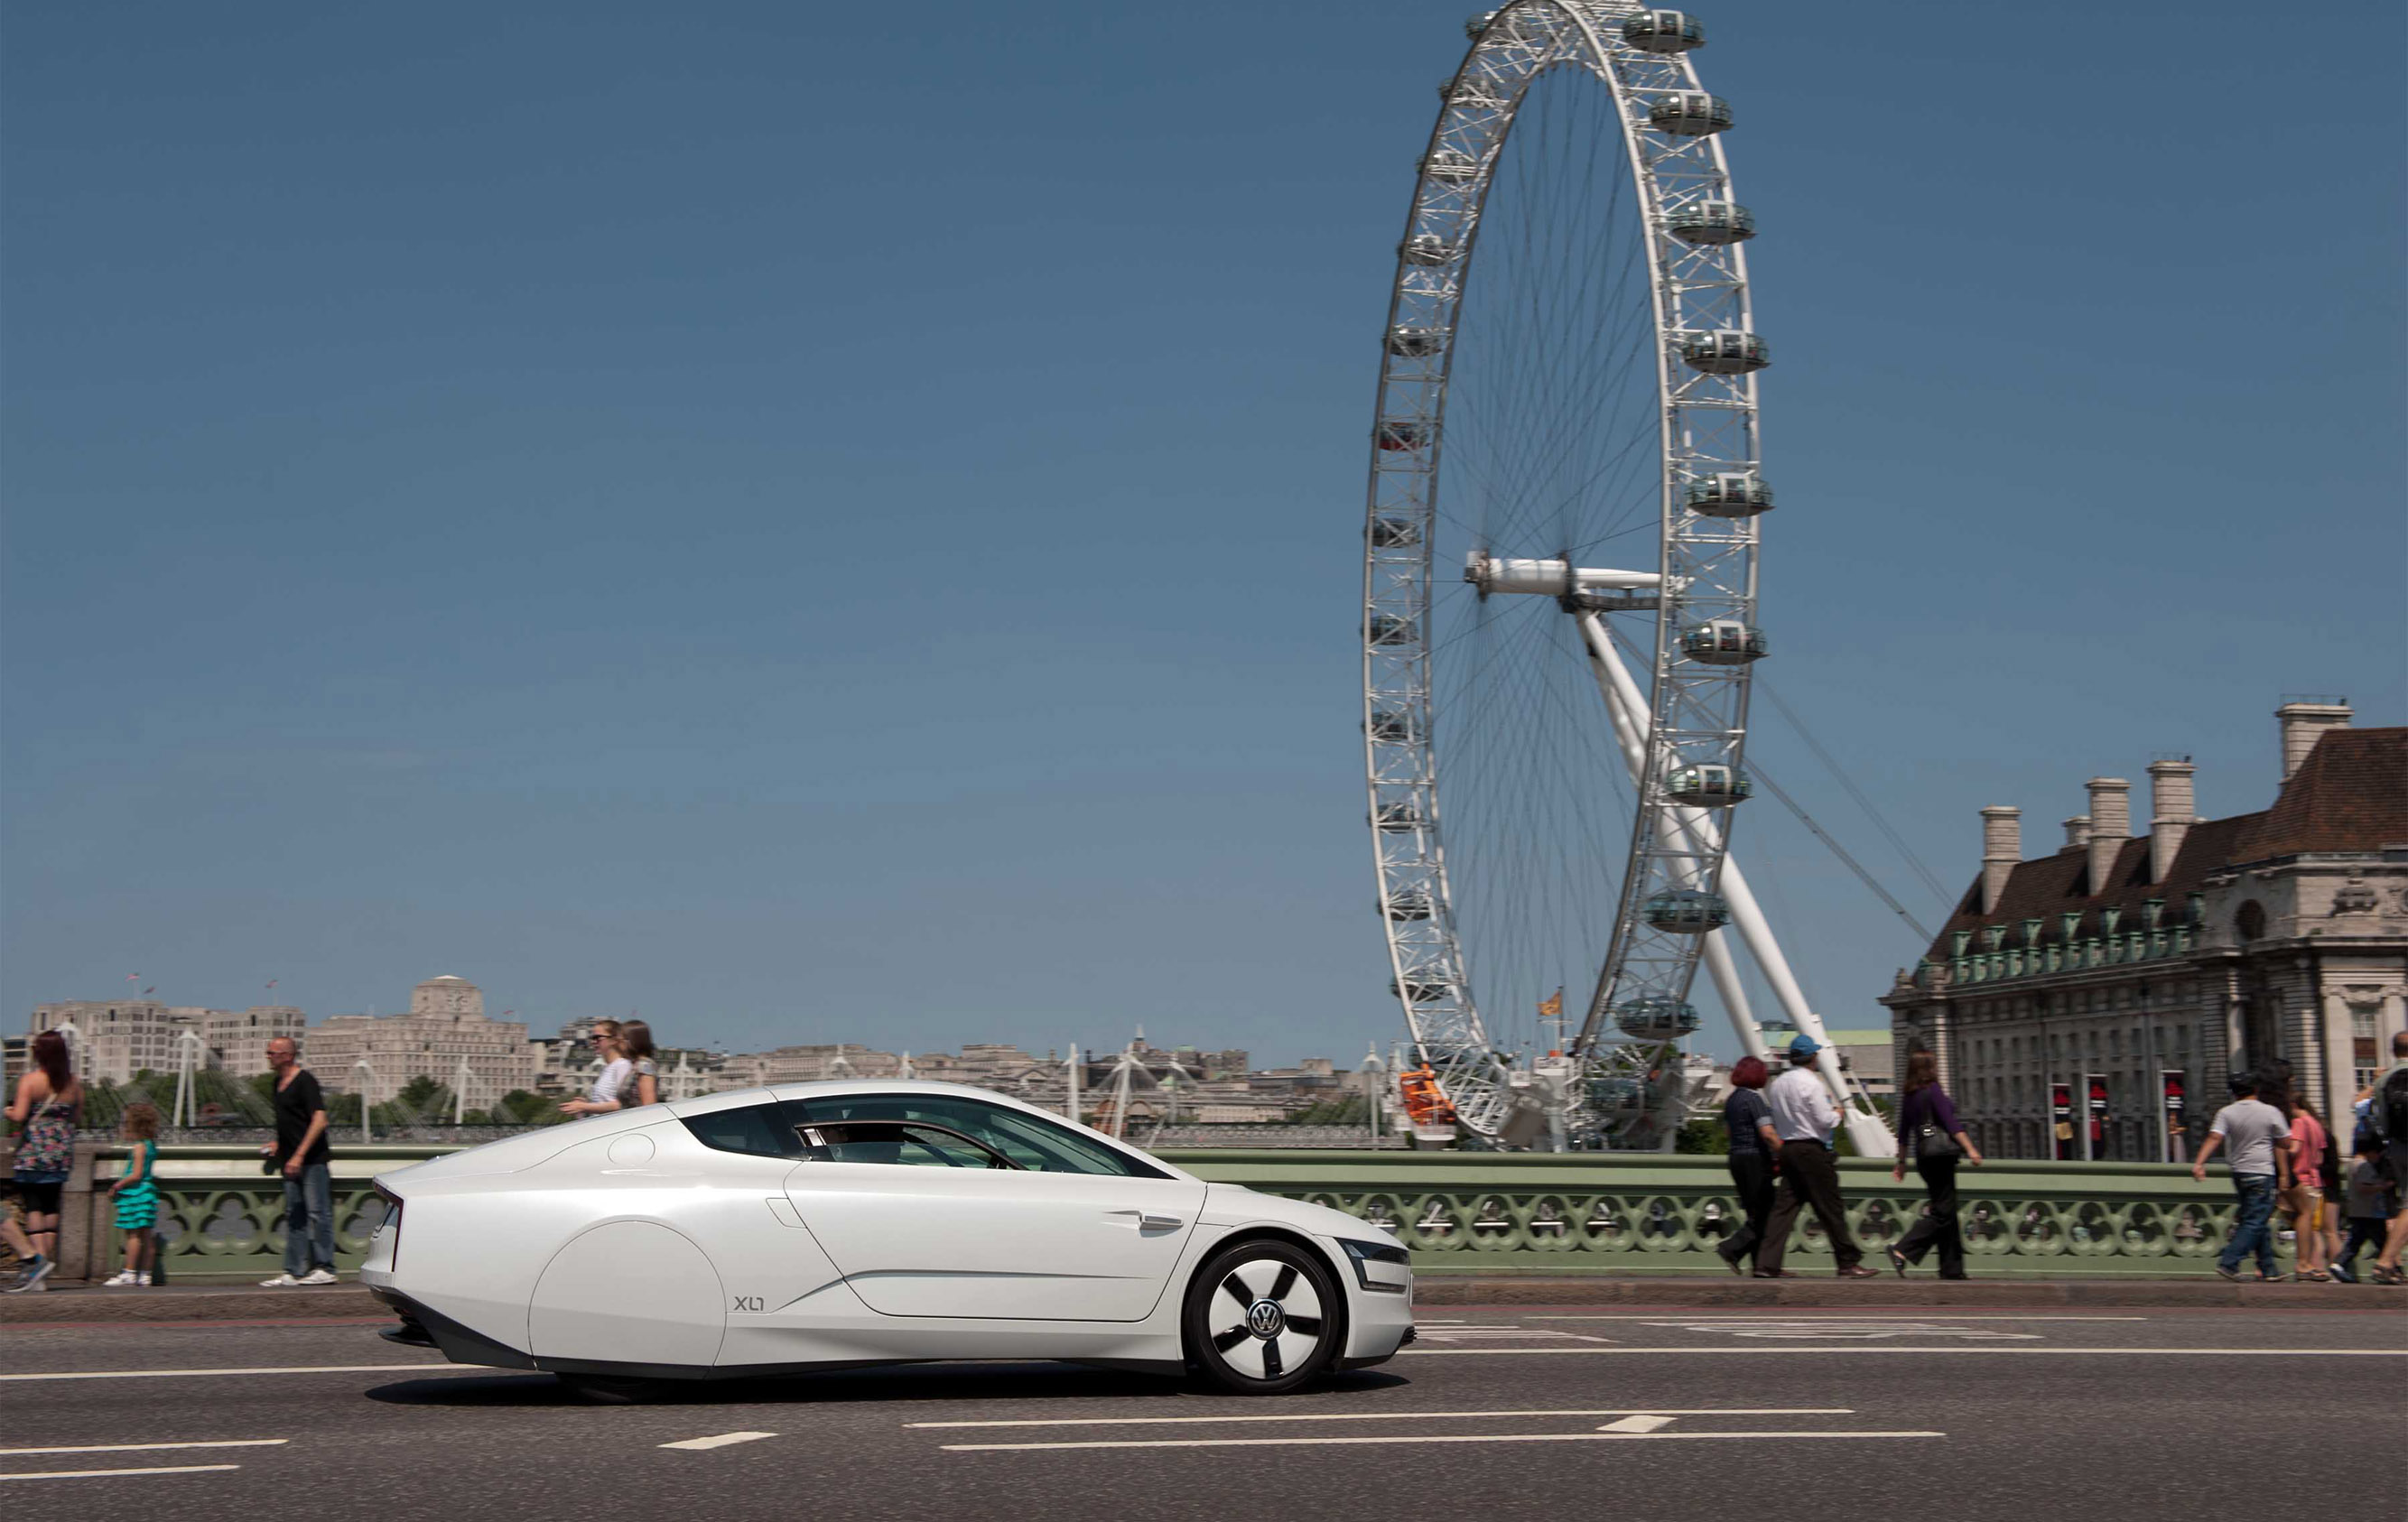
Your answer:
1108;1210;1185;1231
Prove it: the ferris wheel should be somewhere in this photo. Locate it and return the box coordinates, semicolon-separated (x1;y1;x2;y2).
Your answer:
1361;2;1887;1153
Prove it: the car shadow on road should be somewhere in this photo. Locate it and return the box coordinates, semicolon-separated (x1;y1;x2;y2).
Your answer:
366;1362;1409;1408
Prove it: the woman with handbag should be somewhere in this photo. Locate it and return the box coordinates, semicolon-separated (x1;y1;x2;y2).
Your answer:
1887;1048;1983;1280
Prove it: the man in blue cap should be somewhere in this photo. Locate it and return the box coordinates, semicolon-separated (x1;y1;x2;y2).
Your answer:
1753;1034;1880;1278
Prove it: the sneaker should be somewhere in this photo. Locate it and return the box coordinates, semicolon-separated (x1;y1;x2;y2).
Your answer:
259;1273;303;1287
103;1269;140;1286
2329;1263;2357;1285
1836;1265;1883;1279
2213;1263;2243;1283
1886;1247;1911;1278
298;1267;339;1285
3;1254;52;1294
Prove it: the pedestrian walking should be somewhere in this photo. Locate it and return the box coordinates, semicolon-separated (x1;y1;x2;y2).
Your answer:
561;1021;631;1118
1753;1035;1880;1279
2328;1134;2399;1285
4;1030;81;1293
2281;1096;2337;1281
258;1036;338;1286
104;1101;163;1287
1714;1055;1780;1276
618;1020;659;1108
1885;1049;1985;1279
2365;1030;2408;1285
2192;1072;2294;1283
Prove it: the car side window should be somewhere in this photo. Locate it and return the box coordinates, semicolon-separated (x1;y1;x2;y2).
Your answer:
790;1094;1171;1179
681;1102;807;1159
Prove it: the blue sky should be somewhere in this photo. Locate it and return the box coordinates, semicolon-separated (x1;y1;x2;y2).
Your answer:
5;1;2402;1064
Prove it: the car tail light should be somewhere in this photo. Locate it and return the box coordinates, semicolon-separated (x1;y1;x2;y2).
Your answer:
372;1181;404;1268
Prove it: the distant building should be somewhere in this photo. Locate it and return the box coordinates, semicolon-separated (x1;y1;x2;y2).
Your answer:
30;1000;302;1085
1883;701;2407;1162
305;976;537;1107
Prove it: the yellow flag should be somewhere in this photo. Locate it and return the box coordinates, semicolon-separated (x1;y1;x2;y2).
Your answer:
1538;988;1563;1017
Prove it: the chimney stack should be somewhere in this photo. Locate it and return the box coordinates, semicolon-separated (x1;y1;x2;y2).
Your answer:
2085;778;2130;895
1979;806;2021;913
2146;758;2198;882
2275;698;2351;781
2061;815;2091;851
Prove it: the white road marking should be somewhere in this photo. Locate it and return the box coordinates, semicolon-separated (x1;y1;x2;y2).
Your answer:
0;1464;245;1481
1399;1346;2405;1358
0;1365;460;1383
1598;1415;1678;1433
659;1432;779;1452
0;1442;286;1457
1526;1315;2150;1322
944;1430;1944;1452
909;1407;1851;1429
1412;1328;1617;1343
1655;1323;2041;1341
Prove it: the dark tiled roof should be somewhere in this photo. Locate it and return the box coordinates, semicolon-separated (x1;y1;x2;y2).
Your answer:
1920;727;2406;963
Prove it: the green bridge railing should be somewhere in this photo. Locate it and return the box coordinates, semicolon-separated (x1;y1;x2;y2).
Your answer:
65;1143;2273;1282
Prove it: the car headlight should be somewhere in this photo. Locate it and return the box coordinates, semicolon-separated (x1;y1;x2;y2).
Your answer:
1339;1237;1411;1293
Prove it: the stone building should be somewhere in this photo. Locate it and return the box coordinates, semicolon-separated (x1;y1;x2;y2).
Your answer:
30;1000;303;1084
1883;701;2407;1162
304;976;537;1107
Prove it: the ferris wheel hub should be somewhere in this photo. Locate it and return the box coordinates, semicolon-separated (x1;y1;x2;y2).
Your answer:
1463;552;1664;598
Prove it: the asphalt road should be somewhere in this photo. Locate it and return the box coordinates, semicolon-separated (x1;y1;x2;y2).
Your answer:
5;1306;2402;1522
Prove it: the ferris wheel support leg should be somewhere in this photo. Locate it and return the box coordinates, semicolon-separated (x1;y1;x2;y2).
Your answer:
1578;615;1893;1156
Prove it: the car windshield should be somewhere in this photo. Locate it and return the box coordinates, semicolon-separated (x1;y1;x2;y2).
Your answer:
788;1094;1171;1178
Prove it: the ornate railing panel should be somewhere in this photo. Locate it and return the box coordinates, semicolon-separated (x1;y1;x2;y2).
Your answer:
91;1145;2258;1279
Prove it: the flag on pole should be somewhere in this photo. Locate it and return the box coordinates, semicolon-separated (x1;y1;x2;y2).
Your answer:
265;979;278;990
1538;988;1564;1017
143;986;156;996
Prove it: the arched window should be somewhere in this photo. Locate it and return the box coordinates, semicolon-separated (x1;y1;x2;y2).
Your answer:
2235;900;2266;942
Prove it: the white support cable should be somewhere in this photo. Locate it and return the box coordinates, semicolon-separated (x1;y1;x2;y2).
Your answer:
1746;764;1936;943
1582;616;1894;1155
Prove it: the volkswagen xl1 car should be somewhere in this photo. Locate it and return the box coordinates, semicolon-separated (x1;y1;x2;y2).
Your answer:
362;1081;1413;1398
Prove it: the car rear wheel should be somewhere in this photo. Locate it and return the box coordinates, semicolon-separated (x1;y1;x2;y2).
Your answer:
1184;1239;1342;1395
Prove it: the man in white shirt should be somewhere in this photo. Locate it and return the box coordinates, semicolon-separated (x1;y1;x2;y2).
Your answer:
1753;1035;1880;1278
2193;1071;2295;1281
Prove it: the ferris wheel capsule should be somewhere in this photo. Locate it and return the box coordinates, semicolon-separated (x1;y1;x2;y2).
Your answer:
1368;515;1423;547
1422;148;1481;181
1668;200;1755;245
1614;997;1703;1038
1400;233;1456;266
1681;620;1769;664
1377;421;1430;450
1464;10;1498;39
1367;710;1418;743
1588;1076;1643;1108
1649;92;1733;136
1385;891;1434;922
1372;802;1422;832
1622;10;1705;53
1686;471;1773;517
1642;889;1732;934
1666;764;1752;806
1392;974;1451;1003
1367;614;1420;645
1682;331;1769;375
1387;327;1446;358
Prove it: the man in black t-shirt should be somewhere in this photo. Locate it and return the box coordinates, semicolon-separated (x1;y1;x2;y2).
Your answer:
259;1037;337;1286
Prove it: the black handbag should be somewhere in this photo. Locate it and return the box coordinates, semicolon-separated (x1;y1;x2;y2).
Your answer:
1913;1120;1961;1160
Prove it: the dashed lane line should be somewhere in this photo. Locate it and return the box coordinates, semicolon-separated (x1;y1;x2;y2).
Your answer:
1525;1314;2151;1322
909;1407;1852;1429
1398;1345;2406;1357
660;1433;779;1452
942;1431;1945;1452
0;1364;459;1383
0;1464;245;1482
0;1442;287;1457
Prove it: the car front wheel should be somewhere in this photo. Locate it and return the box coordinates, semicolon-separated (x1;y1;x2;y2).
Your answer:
1184;1239;1342;1395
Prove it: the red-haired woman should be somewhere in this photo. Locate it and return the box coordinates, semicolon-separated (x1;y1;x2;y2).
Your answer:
5;1030;82;1293
1715;1055;1781;1275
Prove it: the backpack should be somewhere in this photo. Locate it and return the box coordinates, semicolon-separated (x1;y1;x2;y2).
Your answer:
2378;1069;2408;1147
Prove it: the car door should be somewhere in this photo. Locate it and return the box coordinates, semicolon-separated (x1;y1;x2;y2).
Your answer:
781;1095;1205;1322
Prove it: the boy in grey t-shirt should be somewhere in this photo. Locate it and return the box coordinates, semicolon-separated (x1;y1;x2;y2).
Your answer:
2193;1073;2295;1281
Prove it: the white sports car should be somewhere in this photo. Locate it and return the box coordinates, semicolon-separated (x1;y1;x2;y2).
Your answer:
362;1081;1414;1399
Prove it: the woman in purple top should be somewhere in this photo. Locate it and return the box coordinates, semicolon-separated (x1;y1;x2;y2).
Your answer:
1887;1049;1985;1279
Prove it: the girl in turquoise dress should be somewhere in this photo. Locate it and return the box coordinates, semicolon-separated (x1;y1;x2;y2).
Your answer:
106;1101;162;1287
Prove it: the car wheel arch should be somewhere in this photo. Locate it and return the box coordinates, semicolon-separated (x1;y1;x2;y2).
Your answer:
1181;1226;1349;1365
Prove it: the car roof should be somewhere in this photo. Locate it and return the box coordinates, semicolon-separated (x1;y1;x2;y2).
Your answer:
664;1079;1194;1179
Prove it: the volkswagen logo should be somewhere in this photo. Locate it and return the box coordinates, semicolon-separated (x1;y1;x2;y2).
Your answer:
1246;1298;1286;1339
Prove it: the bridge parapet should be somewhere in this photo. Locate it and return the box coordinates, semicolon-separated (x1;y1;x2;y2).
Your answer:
61;1144;2255;1281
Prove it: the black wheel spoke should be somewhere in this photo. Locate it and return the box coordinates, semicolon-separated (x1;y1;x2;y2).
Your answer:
1286;1315;1324;1336
1269;1265;1297;1301
1221;1272;1256;1309
1212;1325;1251;1352
1260;1338;1283;1378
